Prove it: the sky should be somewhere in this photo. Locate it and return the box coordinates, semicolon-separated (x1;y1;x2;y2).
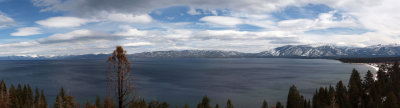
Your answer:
0;0;399;56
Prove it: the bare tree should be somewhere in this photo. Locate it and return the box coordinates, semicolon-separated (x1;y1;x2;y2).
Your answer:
107;46;134;108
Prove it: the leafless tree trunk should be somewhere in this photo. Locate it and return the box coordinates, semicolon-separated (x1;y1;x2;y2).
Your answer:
107;46;134;108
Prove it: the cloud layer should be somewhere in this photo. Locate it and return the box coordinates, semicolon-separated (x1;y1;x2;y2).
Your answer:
0;0;399;56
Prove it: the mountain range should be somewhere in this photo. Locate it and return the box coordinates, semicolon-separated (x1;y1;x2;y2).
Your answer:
1;44;400;60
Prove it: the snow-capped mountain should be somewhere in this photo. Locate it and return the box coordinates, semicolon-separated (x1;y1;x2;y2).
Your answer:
131;50;252;58
261;44;400;57
1;44;400;60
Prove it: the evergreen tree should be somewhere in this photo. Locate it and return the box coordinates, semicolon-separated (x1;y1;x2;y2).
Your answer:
40;90;48;108
9;84;19;108
384;92;398;108
85;99;92;108
184;104;189;108
362;70;374;107
348;69;362;108
215;104;219;108
225;99;233;108
262;100;268;108
131;99;147;108
148;100;160;108
287;85;304;108
328;85;337;108
0;80;7;107
104;96;115;108
27;84;33;107
335;81;351;108
363;70;374;92
96;96;104;108
275;101;283;108
54;87;77;108
197;96;211;108
160;101;170;108
34;88;40;108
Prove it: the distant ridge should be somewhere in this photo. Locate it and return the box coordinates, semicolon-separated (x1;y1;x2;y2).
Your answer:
1;44;400;60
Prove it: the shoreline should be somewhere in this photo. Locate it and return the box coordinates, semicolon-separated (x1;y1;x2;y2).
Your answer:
364;63;379;80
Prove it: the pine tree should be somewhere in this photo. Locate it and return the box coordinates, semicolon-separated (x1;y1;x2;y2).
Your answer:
40;90;48;108
184;104;189;108
53;95;61;108
262;100;268;108
9;84;19;108
27;84;33;107
85;99;92;108
0;80;7;107
104;96;115;108
160;101;170;108
363;70;374;92
148;100;160;108
348;69;362;108
384;92;398;108
96;96;104;108
198;96;211;108
287;85;304;108
335;81;351;108
275;101;283;108
362;70;374;107
328;85;337;108
34;88;40;108
225;99;233;108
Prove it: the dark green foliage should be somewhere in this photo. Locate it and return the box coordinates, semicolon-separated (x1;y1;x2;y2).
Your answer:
197;96;211;108
384;92;398;108
275;101;283;108
225;99;233;108
287;85;305;108
184;104;189;108
363;70;374;92
161;101;170;108
96;96;103;108
104;96;115;108
348;69;362;108
215;104;219;108
53;87;77;108
261;100;268;108
128;99;147;108
0;81;48;108
148;100;160;108
40;90;48;108
335;81;351;108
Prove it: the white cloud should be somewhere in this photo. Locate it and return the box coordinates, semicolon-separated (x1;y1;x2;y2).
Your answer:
37;29;105;44
277;11;359;31
200;16;244;26
113;25;148;36
0;12;14;28
123;42;154;47
11;27;42;36
187;8;201;15
36;16;91;27
0;0;397;56
107;13;152;23
31;0;296;15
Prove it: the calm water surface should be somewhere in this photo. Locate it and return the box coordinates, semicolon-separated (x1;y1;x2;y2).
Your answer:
0;58;376;108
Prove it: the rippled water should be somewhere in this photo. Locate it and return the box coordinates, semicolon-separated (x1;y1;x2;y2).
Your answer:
0;58;376;108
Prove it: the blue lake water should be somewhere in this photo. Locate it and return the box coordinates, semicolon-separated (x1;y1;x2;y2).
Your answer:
0;58;376;108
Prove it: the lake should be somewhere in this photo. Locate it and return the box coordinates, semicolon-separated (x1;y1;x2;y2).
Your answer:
0;58;376;108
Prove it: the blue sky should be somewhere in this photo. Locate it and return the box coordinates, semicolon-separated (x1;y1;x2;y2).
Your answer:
0;0;399;56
